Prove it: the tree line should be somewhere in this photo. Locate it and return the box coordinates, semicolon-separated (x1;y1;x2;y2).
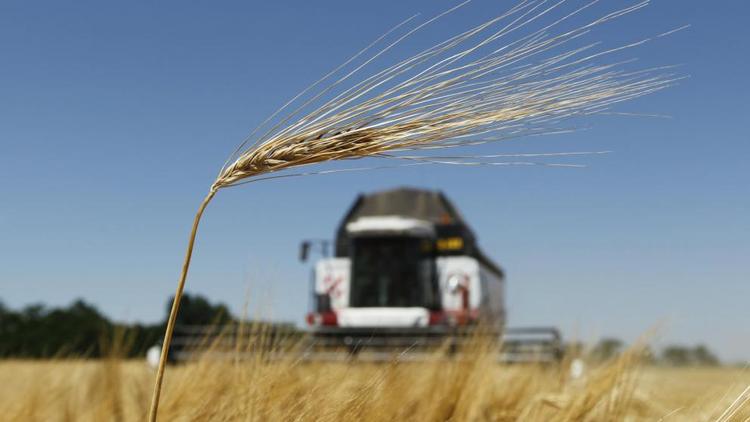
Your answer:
0;293;238;358
586;337;721;366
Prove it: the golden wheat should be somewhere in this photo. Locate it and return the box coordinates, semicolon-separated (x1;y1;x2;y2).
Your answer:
4;352;750;421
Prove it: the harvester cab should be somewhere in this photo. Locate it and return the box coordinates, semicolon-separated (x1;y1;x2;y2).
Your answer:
302;187;562;362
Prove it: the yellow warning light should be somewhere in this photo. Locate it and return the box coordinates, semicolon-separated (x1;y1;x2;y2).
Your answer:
437;237;464;251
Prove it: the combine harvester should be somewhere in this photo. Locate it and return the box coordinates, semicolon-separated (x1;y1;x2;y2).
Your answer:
301;187;562;363
163;187;562;364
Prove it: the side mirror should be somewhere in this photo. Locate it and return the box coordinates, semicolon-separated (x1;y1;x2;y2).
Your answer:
299;241;310;262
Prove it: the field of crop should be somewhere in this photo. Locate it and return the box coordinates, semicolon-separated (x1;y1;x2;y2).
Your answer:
2;350;749;422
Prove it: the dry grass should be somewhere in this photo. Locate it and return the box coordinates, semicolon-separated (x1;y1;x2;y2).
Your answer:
3;350;749;421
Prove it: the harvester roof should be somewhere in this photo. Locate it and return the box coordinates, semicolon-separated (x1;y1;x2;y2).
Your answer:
334;187;503;278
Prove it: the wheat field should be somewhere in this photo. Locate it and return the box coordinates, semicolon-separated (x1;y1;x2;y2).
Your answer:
2;349;749;422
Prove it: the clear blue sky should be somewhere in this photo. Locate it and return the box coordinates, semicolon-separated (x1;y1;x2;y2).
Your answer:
1;1;748;361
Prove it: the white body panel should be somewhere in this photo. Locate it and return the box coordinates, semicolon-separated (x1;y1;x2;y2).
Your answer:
436;256;505;326
337;308;429;327
436;256;482;311
314;258;350;310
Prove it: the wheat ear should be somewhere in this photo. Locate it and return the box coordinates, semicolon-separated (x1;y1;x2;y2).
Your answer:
148;0;684;419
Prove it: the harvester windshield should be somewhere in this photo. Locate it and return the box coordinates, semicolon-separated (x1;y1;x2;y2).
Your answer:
350;236;439;309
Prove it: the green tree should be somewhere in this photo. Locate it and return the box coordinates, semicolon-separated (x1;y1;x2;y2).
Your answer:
662;346;691;366
0;293;237;358
590;338;624;362
170;293;233;327
692;344;720;366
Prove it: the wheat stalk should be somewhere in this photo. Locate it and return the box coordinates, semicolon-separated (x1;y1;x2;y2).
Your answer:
148;1;683;419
